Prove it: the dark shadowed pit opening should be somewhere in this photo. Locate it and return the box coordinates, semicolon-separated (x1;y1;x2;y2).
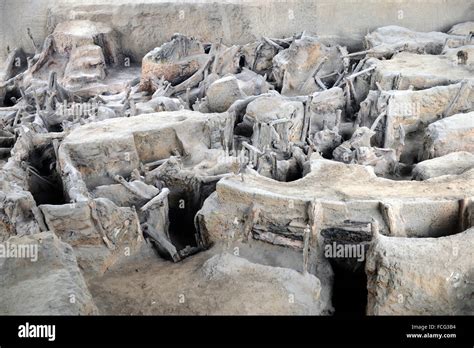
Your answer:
168;207;198;250
330;260;368;316
321;224;372;316
3;89;21;107
166;180;220;253
285;163;303;182
27;144;66;205
239;55;246;68
47;123;64;133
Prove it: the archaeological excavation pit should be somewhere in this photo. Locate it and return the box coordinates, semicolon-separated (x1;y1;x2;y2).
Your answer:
0;0;473;325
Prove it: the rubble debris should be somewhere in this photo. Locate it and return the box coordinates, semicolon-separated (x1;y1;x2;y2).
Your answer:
57;110;235;258
244;95;304;143
332;127;397;176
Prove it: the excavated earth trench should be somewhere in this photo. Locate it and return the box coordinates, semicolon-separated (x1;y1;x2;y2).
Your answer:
0;17;473;316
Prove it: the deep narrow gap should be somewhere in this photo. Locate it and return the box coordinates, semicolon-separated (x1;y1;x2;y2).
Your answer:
272;154;304;182
321;225;371;316
3;89;21;107
168;207;198;250
203;43;212;54
330;259;368;316
27;144;66;206
47;123;64;133
167;189;199;251
239;55;246;68
284;163;304;182
167;180;218;251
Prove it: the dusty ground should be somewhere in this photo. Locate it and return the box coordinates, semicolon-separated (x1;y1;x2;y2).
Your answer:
87;242;325;315
87;245;212;315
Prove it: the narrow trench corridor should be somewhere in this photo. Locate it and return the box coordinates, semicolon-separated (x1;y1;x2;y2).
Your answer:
330;260;368;316
27;145;66;206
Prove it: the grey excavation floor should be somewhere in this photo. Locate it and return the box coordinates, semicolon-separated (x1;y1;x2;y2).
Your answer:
0;14;473;316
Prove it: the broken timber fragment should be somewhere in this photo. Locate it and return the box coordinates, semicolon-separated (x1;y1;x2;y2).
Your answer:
140;187;170;212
